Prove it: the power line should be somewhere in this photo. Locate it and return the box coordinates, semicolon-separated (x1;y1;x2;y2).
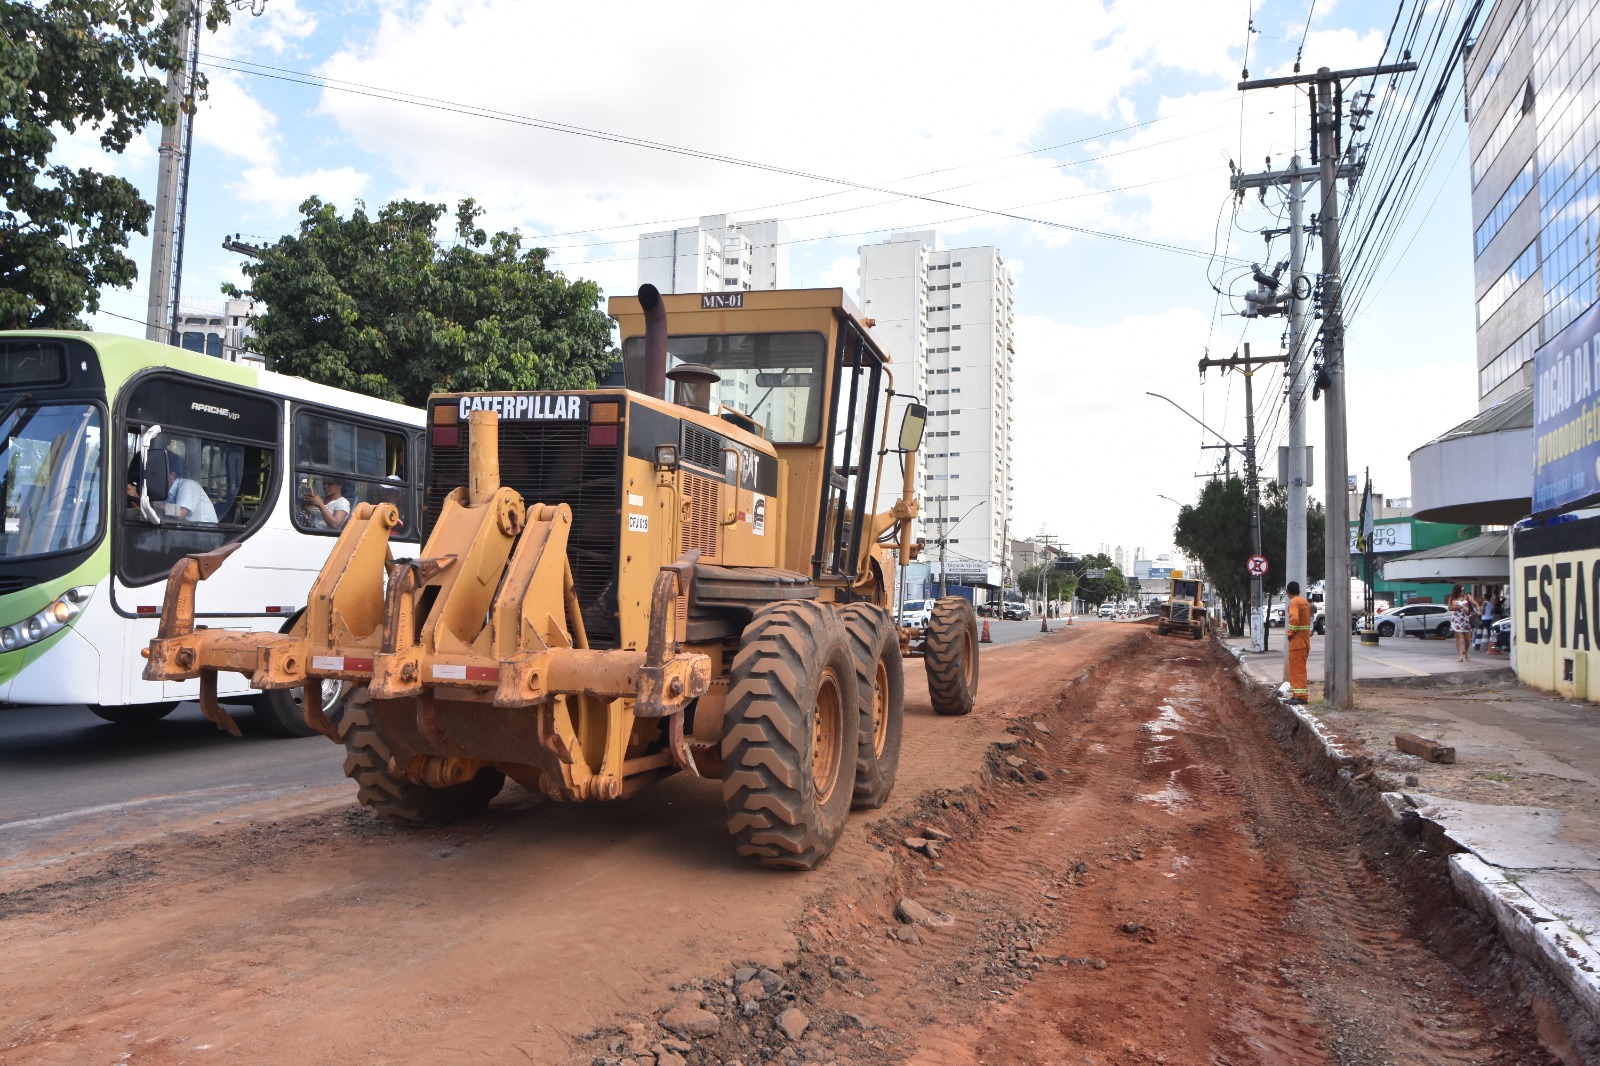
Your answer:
200;52;1254;265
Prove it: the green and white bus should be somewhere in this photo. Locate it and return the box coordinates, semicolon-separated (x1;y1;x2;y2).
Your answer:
0;332;425;734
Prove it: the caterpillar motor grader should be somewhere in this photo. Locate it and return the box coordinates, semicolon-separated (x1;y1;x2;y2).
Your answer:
141;286;980;869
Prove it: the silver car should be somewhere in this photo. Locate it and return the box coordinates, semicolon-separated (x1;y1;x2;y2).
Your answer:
1368;602;1453;638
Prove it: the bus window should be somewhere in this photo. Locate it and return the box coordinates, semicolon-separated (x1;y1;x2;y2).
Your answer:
0;403;104;558
117;376;280;586
292;408;417;540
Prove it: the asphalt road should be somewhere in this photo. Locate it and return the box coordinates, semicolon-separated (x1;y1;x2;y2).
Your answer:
0;617;1077;859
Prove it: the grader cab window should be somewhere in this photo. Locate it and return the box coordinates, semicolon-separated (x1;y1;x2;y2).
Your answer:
815;325;884;579
621;332;826;443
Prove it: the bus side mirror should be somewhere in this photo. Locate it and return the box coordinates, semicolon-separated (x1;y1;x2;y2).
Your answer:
143;448;170;503
898;404;927;452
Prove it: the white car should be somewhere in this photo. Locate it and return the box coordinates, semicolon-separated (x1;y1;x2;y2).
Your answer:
1097;603;1116;618
1267;604;1286;627
898;599;932;627
1367;602;1453;638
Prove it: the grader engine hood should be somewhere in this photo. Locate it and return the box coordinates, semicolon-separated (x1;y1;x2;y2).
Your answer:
426;390;780;652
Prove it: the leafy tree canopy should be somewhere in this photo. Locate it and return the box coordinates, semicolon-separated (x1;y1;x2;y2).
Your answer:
228;197;617;407
0;0;233;328
1173;476;1251;635
1259;480;1327;595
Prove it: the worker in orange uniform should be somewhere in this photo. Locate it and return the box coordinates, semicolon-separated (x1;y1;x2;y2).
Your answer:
1285;580;1312;704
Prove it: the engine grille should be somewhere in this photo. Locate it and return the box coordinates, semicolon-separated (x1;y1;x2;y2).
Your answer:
1170;602;1191;623
680;472;720;561
682;423;721;472
425;418;623;649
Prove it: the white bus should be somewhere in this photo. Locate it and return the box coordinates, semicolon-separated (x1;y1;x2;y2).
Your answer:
0;332;425;734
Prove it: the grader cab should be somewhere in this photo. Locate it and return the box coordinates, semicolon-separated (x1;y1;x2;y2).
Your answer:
142;286;980;869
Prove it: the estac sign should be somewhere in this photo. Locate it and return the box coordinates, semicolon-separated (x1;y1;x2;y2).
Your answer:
1534;300;1600;512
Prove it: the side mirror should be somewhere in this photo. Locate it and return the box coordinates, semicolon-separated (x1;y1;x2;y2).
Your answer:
897;403;927;452
143;448;171;503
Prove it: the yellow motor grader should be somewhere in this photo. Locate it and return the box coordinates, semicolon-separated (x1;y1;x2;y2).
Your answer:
142;286;980;869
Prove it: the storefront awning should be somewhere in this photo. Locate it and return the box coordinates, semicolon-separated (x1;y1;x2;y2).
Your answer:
1407;389;1532;524
1381;531;1510;583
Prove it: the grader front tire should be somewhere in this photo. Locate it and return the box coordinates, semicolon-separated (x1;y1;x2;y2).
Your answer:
924;596;979;716
339;687;505;827
721;602;860;870
838;603;904;810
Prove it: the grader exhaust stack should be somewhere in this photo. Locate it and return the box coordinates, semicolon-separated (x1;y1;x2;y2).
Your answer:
142;288;980;869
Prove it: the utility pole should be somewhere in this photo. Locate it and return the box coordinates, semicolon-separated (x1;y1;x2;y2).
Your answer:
1238;59;1415;709
1198;343;1287;653
145;4;192;342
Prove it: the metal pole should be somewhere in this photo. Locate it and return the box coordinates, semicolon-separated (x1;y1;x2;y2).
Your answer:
1244;344;1265;653
1318;69;1353;710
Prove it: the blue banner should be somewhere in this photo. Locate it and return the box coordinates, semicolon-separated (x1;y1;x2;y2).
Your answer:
1534;300;1600;513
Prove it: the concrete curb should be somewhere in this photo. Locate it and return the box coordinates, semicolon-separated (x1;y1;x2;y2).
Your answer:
1225;641;1600;1028
1444;852;1600;1022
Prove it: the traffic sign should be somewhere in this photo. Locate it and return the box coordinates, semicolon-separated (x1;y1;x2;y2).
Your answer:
1247;555;1268;576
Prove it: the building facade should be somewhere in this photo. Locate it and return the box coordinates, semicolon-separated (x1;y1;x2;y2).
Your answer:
637;214;790;295
1462;0;1599;410
859;231;1016;589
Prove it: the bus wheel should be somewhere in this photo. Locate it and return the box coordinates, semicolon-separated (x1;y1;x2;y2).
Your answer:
89;702;179;725
253;680;348;738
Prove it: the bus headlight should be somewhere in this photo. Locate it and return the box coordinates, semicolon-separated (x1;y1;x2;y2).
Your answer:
0;586;95;653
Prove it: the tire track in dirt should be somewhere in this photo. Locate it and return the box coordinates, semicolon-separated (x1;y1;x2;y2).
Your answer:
763;635;1555;1065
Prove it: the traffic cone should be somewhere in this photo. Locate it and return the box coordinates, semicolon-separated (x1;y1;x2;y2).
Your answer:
1066;610;1073;626
980;619;993;643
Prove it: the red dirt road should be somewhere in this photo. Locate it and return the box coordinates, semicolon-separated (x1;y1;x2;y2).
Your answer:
0;626;1128;1065
0;626;1567;1065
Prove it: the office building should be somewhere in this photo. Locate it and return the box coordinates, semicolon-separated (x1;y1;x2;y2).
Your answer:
859;231;1016;589
637;214;790;295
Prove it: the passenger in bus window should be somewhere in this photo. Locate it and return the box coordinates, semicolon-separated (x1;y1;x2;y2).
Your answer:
166;453;218;524
302;476;350;530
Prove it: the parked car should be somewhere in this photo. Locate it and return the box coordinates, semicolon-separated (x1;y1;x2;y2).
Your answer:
1493;615;1511;652
898;599;932;627
1267;604;1286;627
1313;607;1326;635
1002;601;1030;620
1367;602;1453;638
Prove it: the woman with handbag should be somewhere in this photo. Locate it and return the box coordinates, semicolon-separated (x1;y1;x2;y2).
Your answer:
1446;584;1480;662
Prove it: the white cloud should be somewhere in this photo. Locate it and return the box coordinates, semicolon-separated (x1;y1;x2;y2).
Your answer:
233;163;370;215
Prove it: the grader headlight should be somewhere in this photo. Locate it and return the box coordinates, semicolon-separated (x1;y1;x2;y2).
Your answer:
654;443;679;470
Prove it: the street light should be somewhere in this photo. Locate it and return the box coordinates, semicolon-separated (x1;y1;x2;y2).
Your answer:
1156;493;1182;507
935;499;988;597
1145;392;1244;455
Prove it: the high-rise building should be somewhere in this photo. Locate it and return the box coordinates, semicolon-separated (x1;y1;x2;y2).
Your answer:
1410;0;1597;524
637;214;790;295
859;231;1015;591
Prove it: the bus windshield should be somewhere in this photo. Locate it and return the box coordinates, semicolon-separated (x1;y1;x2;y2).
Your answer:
621;332;826;443
0;402;104;559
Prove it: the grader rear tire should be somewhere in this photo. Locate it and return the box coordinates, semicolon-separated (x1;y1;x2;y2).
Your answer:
924;596;979;716
838;603;904;810
721;601;860;870
339;687;505;827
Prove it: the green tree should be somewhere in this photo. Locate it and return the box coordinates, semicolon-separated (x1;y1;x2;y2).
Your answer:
1019;562;1075;602
0;0;233;328
1173;476;1251;636
1071;552;1126;606
227;197;617;406
1259;481;1327;596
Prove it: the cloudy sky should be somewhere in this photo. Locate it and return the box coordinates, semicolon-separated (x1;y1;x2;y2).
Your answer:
82;0;1480;563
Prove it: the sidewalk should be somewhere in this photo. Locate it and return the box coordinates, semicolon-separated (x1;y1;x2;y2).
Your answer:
1226;630;1600;1025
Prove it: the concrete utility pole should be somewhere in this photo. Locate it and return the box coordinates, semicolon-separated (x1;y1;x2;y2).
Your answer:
1238;59;1415;709
144;3;193;343
1198;344;1287;652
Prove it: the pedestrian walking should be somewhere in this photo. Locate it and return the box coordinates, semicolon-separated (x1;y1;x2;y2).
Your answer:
1478;592;1497;651
1286;580;1312;704
1446;583;1480;662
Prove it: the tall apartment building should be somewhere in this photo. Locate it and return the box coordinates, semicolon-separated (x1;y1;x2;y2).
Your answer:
1410;0;1597;523
637;214;790;295
858;231;1016;590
